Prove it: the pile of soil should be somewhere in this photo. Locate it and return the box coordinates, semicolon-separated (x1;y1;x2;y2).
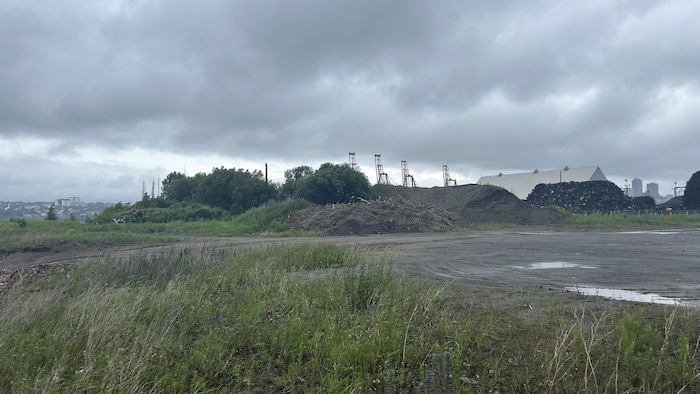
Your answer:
290;198;454;235
290;184;564;235
375;184;563;227
451;187;563;226
526;181;639;212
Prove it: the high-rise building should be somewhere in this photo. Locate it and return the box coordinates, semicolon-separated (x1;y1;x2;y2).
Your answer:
631;178;643;197
646;183;660;198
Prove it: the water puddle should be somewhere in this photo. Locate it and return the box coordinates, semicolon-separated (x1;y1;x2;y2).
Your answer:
618;231;680;235
566;286;686;305
512;262;595;270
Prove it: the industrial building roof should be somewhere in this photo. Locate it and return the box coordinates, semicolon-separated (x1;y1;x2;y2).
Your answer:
477;166;608;199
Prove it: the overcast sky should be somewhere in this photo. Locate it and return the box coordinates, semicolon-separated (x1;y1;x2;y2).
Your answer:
2;0;698;203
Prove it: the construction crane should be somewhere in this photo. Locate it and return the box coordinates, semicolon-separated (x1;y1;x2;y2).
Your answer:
401;160;417;187
443;165;457;187
348;152;358;170
375;154;389;184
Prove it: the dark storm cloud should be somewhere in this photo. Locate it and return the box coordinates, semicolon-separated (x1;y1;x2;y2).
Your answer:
1;0;699;201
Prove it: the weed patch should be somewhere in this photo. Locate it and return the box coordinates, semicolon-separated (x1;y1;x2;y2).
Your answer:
1;245;699;392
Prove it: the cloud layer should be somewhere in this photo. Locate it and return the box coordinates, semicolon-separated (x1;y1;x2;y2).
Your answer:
1;0;698;202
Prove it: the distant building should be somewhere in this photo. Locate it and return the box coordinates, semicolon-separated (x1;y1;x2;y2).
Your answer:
477;166;608;199
631;178;643;197
646;183;660;199
55;197;84;207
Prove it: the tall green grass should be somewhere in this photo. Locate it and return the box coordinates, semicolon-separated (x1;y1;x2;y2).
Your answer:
0;199;314;250
563;211;700;228
0;219;181;250
2;244;699;392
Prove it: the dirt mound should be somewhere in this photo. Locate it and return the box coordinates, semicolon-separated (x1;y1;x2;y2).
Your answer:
291;184;564;235
452;186;562;225
289;198;454;235
375;184;563;227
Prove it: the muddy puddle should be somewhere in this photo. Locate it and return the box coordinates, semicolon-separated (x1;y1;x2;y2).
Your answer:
566;286;687;306
511;261;595;270
617;230;681;235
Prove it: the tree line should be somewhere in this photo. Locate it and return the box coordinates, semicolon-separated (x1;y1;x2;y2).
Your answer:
86;166;700;223
159;163;375;214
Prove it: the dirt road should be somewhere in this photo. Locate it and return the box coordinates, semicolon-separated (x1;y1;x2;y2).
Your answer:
2;228;699;306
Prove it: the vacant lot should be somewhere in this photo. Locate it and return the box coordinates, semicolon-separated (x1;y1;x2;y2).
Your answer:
3;228;699;307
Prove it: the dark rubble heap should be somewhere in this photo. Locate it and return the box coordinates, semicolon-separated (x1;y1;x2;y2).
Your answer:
526;180;641;212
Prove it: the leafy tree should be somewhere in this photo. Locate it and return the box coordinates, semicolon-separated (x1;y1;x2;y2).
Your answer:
45;204;58;221
162;172;193;202
683;170;700;209
296;163;375;205
138;194;172;209
161;167;276;214
282;165;313;198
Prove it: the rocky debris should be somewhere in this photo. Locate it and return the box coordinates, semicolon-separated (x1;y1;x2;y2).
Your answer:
289;198;454;235
526;181;640;213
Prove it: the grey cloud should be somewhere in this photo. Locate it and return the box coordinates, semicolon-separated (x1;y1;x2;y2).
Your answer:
1;0;698;201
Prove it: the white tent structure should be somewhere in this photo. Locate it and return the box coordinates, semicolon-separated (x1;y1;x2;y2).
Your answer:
477;166;608;199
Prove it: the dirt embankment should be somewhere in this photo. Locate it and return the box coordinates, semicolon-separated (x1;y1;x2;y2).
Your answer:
290;184;564;235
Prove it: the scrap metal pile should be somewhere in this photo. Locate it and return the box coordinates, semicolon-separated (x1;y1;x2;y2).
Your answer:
526;180;644;212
